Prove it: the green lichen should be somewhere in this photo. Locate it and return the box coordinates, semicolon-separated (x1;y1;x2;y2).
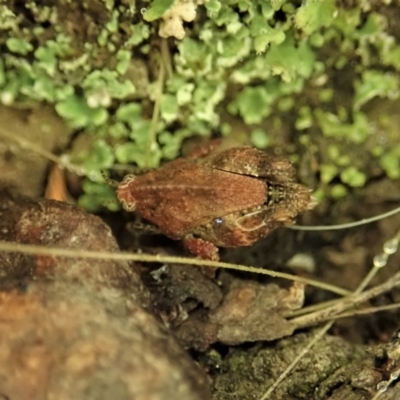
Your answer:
354;70;399;111
143;0;175;22
55;95;109;128
79;180;119;213
82;69;136;107
295;0;337;35
6;37;33;55
330;184;347;199
230;85;277;125
315;110;371;144
296;106;313;130
250;128;270;149
340;166;367;188
379;145;400;180
205;0;222;15
320;164;338;185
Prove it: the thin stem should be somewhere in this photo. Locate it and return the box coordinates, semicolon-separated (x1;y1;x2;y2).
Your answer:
324;302;400;321
147;49;165;166
283;297;344;318
0;240;350;296
0;126;83;175
259;322;334;400
290;205;400;231
291;272;400;329
160;38;173;78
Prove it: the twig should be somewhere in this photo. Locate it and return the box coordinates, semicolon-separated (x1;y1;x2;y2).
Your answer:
291;272;400;329
290;205;400;230
0;240;350;296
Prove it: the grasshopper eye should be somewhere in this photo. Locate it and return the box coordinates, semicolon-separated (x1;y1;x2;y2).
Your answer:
116;175;137;212
121;201;136;212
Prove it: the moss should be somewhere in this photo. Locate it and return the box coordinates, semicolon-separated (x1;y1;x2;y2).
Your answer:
211;333;365;399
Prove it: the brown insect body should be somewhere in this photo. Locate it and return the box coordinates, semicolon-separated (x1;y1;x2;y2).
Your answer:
117;146;316;260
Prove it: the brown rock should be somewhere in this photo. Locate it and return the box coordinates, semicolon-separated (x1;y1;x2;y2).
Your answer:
0;190;210;400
